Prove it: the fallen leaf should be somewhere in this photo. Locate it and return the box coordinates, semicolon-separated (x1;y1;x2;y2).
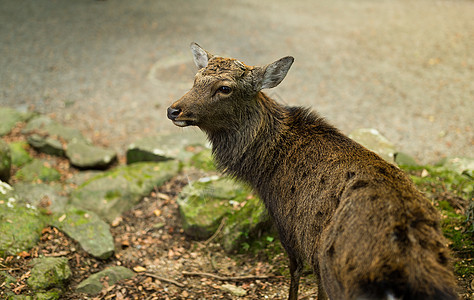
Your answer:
58;214;67;222
133;266;147;273
421;169;429;178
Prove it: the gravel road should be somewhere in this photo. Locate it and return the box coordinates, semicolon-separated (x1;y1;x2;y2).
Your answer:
1;0;472;163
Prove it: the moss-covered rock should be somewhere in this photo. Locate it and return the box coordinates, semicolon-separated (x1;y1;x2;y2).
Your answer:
15;159;61;183
177;176;269;252
178;176;235;239
23;116;88;157
35;288;62;300
0;139;11;182
27;257;71;291
6;295;33;300
70;161;181;222
76;266;135;295
9;141;33;167
0;270;17;297
0;183;46;257
0;107;31;136
188;148;216;171
438;156;474;177
126;132;208;164
65;140;117;169
50;208;114;259
221;193;269;253
26;134;65;157
13;182;68;214
394;151;418;167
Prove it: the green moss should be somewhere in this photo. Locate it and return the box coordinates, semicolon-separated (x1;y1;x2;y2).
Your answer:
189;149;216;171
9;142;33;167
401;165;473;199
105;190;122;201
0;270;17;285
437;200;455;213
442;218;473;251
454;260;474;277
0;201;46;257
15;160;61;183
27;257;71;291
35;288;62;300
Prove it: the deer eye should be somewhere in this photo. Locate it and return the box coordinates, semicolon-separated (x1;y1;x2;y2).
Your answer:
217;86;232;94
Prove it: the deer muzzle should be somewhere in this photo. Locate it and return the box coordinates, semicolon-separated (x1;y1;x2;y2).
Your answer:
167;106;192;127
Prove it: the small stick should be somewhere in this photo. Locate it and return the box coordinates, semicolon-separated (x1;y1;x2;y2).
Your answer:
144;272;185;288
299;291;318;299
182;271;275;281
204;217;227;245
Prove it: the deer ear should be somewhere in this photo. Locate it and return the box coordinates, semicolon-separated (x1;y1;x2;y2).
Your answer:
190;42;213;69
258;56;294;90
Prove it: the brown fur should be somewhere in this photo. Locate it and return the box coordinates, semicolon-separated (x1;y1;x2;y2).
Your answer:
167;43;458;300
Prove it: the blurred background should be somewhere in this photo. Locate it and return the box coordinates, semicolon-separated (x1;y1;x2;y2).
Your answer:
1;0;472;164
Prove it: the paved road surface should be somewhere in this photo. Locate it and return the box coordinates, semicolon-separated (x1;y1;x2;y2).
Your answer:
1;0;473;163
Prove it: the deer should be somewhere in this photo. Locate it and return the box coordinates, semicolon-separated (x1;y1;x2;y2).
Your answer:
167;43;458;300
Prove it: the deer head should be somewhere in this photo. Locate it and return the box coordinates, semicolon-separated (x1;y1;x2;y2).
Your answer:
167;43;294;133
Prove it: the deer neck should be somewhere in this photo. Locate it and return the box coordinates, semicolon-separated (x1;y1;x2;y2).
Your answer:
206;92;288;181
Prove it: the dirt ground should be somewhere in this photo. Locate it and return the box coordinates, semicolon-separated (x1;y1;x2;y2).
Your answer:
0;127;472;299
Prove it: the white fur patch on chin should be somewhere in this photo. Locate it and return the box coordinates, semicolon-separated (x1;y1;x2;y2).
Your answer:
173;120;189;127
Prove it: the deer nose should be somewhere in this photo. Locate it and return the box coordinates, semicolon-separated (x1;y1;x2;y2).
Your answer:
167;107;181;120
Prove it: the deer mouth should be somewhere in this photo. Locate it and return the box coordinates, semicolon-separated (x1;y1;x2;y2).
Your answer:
172;118;196;127
172;120;190;127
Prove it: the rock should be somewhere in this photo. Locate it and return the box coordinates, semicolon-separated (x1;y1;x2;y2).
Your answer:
0;180;15;201
27;133;65;157
70;161;181;222
349;128;397;163
178;176;238;239
23;116;88;156
7;295;33;300
13;182;68;213
51;208;114;259
394;152;418;167
126;132;208;164
65;140;117;169
221;193;269;253
188;148;216;171
439;157;474;177
1;269;17;285
76;266;135;295
15;159;61;183
0;139;11;182
65;170;103;189
177;176;268;252
0;107;28;136
9;141;33;167
221;283;247;297
0;183;45;256
27;257;71;291
35;289;62;300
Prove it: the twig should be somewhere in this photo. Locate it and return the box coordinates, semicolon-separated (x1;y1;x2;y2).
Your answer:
144;272;185;288
182;271;275;281
299;291;318;299
44;251;70;257
204;217;227;245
